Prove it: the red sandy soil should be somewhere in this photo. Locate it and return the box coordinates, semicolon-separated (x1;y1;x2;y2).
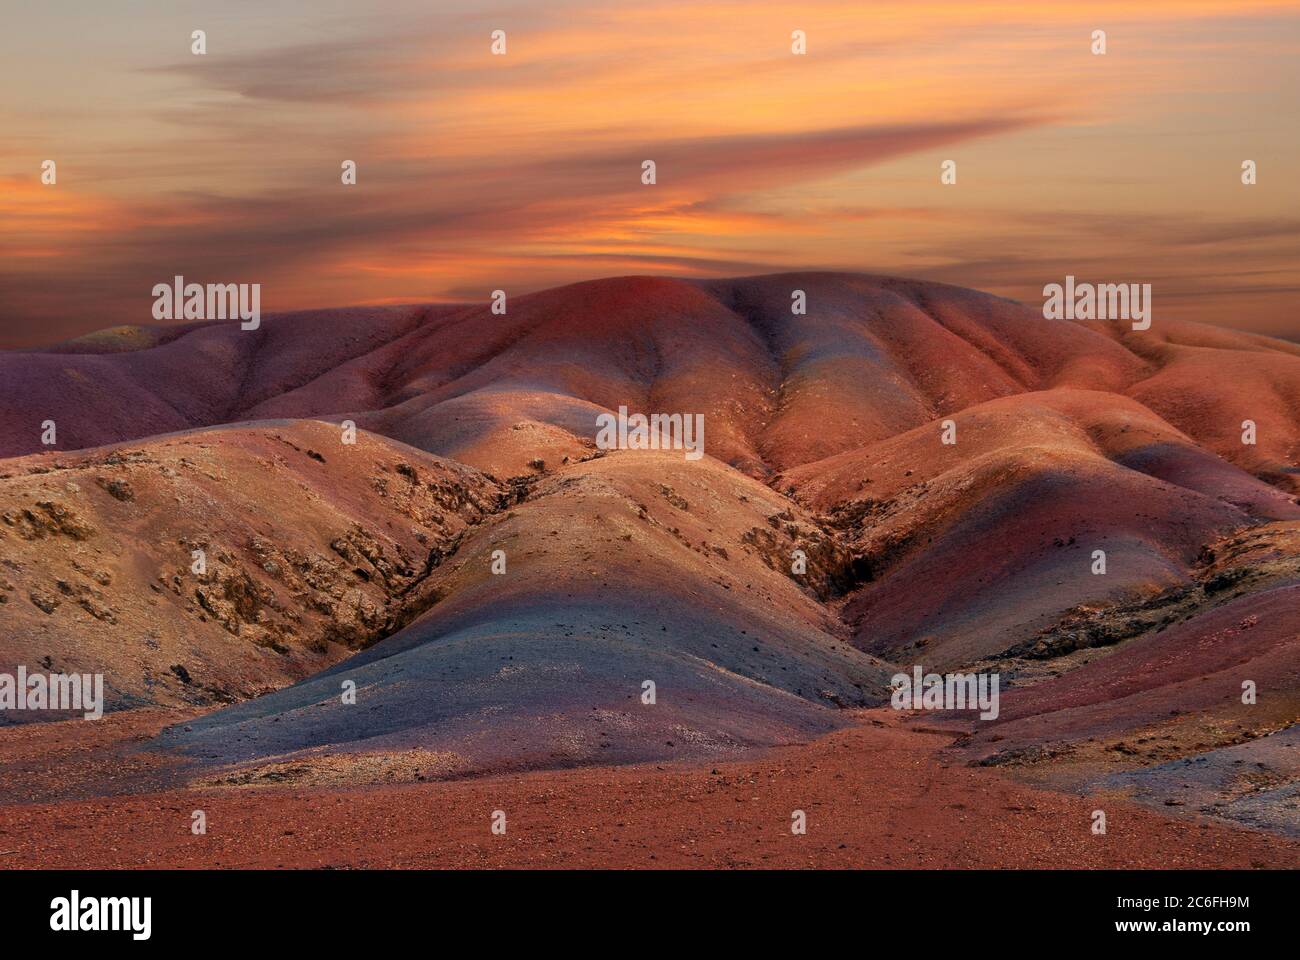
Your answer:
781;388;1300;667
0;708;1294;869
956;580;1300;769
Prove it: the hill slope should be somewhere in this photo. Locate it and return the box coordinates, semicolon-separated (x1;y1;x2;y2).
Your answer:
1;272;1296;804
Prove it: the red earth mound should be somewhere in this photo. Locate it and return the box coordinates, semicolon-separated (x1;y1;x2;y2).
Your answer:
4;273;1296;486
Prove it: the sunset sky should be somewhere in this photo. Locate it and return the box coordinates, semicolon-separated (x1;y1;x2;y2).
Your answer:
2;0;1299;347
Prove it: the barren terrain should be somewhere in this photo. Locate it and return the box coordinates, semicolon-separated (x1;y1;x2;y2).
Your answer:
2;273;1297;866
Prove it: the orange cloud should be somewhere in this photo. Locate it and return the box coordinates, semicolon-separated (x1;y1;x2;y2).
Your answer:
2;1;1298;345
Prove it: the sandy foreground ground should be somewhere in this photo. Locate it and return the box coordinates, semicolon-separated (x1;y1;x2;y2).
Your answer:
0;707;1294;870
